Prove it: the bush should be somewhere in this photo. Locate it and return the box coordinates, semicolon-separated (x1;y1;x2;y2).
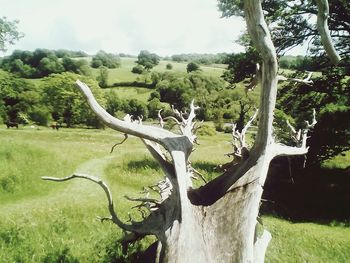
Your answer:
197;124;216;136
91;50;120;69
131;65;144;74
166;63;173;70
186;62;200;73
28;106;51;126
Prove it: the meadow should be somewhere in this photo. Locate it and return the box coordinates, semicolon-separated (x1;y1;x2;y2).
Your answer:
0;127;349;262
90;57;227;85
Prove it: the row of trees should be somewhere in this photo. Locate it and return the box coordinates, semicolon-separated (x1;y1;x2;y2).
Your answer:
0;49;91;78
169;53;230;64
0;49;122;78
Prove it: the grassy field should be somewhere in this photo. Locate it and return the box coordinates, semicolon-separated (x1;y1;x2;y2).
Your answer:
0;127;349;262
102;86;153;103
90;57;226;85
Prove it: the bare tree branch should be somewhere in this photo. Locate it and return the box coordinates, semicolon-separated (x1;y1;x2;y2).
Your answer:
274;109;317;157
75;80;183;148
229;109;259;163
42;173;136;231
245;63;261;93
277;72;314;86
110;133;128;153
315;0;341;64
158;109;164;128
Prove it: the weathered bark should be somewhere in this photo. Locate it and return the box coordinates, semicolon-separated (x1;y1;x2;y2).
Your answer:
44;0;340;262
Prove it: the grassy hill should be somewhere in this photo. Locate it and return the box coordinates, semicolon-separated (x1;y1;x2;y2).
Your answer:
90;57;227;85
0;127;349;262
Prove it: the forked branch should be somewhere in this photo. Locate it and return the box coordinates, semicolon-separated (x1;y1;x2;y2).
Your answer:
162;101;200;144
226;109;258;164
274;109;317;157
277;72;314;86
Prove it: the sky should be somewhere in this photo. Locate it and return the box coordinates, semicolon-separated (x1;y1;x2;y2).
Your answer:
1;0;248;57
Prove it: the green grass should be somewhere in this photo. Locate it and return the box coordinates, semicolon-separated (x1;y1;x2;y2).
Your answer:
153;59;226;78
0;128;349;262
91;57;226;85
264;216;350;262
103;86;153;102
322;151;350;169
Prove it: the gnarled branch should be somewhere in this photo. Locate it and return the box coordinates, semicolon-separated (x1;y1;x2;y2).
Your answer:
274;109;317;157
42;173;135;232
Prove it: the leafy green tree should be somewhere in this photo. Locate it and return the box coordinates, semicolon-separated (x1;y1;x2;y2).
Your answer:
41;72;105;127
105;91;123;116
96;66;109;88
186;62;200;73
136;50;160;70
0;70;41;123
0;17;24;52
222;48;259;84
147;97;163;119
91;50;120;69
38;55;65;76
124;99;148;119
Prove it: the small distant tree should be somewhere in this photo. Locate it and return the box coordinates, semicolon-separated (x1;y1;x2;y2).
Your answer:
91;50;120;69
136;50;160;70
186;62;200;73
0;17;24;52
97;66;109;88
131;65;144;74
166;63;173;70
105;91;123;116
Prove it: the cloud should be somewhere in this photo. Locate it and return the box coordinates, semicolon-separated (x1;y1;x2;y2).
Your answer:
2;0;246;56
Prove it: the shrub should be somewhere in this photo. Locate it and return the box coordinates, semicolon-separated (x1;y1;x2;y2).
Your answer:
186;62;200;73
131;65;144;74
166;63;173;70
197;124;216;136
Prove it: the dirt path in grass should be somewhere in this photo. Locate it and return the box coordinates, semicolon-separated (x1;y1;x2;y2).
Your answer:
0;155;115;213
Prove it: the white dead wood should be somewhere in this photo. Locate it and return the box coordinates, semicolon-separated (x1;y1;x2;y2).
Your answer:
274;109;317;157
245;63;261;93
277;71;314;86
224;109;258;165
315;0;341;64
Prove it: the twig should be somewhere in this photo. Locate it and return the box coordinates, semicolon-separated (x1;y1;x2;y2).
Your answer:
110;134;128;153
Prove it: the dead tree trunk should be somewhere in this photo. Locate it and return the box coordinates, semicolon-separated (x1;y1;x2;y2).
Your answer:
43;0;339;262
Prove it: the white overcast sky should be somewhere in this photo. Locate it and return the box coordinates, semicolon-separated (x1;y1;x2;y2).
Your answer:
1;0;249;56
